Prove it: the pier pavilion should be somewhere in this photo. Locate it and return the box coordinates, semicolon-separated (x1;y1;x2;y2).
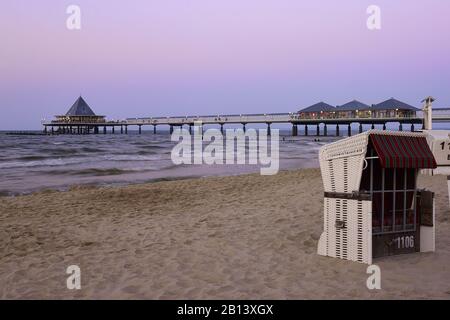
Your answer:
371;98;418;119
45;96;109;134
54;96;105;124
290;98;422;137
298;102;336;120
297;98;419;120
335;100;372;118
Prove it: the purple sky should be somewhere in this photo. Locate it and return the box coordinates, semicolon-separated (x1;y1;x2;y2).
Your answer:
1;0;450;129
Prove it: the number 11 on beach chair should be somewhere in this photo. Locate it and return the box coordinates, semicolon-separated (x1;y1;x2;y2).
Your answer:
317;130;437;264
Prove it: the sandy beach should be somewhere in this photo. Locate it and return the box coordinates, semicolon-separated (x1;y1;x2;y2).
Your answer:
1;168;450;299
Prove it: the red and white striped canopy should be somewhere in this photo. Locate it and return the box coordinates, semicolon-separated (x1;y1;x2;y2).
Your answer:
370;133;437;168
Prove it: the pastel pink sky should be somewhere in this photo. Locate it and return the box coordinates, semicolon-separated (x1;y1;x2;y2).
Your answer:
1;0;449;129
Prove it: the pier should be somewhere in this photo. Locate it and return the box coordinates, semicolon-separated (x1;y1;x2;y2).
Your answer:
42;97;450;137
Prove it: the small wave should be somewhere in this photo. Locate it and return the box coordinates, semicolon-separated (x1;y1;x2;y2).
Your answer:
15;155;52;161
81;147;101;153
103;154;163;161
0;157;84;169
132;141;168;147
137;150;160;156
38;148;79;156
72;168;135;176
138;144;167;149
44;168;142;177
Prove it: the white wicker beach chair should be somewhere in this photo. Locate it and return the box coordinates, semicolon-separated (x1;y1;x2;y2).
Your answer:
317;130;437;264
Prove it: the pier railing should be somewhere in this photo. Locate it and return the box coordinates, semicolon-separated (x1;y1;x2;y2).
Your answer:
123;112;429;125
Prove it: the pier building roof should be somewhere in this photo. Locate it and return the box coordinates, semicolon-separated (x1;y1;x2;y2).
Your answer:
336;100;371;111
372;98;419;111
66;96;97;116
299;102;336;113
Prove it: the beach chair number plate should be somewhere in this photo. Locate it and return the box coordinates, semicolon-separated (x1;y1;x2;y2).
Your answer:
434;139;450;166
372;231;420;258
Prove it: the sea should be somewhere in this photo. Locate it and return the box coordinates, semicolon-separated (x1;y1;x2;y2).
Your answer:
2;123;449;196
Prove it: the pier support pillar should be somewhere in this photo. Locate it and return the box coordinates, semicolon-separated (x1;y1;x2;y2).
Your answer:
399;123;403;131
112;126;115;134
316;124;320;136
411;124;415;132
188;125;192;135
242;123;246;133
125;125;128;134
153;125;156;134
359;123;363;133
336;124;339;136
324;124;328;136
138;125;142;134
170;125;173;134
220;124;224;135
43;126;47;134
120;126;123;134
292;124;298;136
305;125;308;136
103;126;106;134
267;123;271;136
51;127;54;134
371;123;375;130
347;124;351;137
383;123;386;131
94;126;99;134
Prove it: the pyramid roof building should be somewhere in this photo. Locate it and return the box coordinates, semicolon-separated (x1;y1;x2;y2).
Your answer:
65;96;97;116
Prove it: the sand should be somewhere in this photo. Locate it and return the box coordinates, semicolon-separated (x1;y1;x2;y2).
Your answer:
1;168;450;299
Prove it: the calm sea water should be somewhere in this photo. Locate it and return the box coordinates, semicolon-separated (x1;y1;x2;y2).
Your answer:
0;129;339;196
3;123;449;196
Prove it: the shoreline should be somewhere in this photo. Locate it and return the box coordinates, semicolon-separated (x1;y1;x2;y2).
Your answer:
0;174;205;198
1;168;450;299
0;166;319;198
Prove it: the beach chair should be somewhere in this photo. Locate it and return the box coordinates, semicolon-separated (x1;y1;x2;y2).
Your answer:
317;130;437;264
